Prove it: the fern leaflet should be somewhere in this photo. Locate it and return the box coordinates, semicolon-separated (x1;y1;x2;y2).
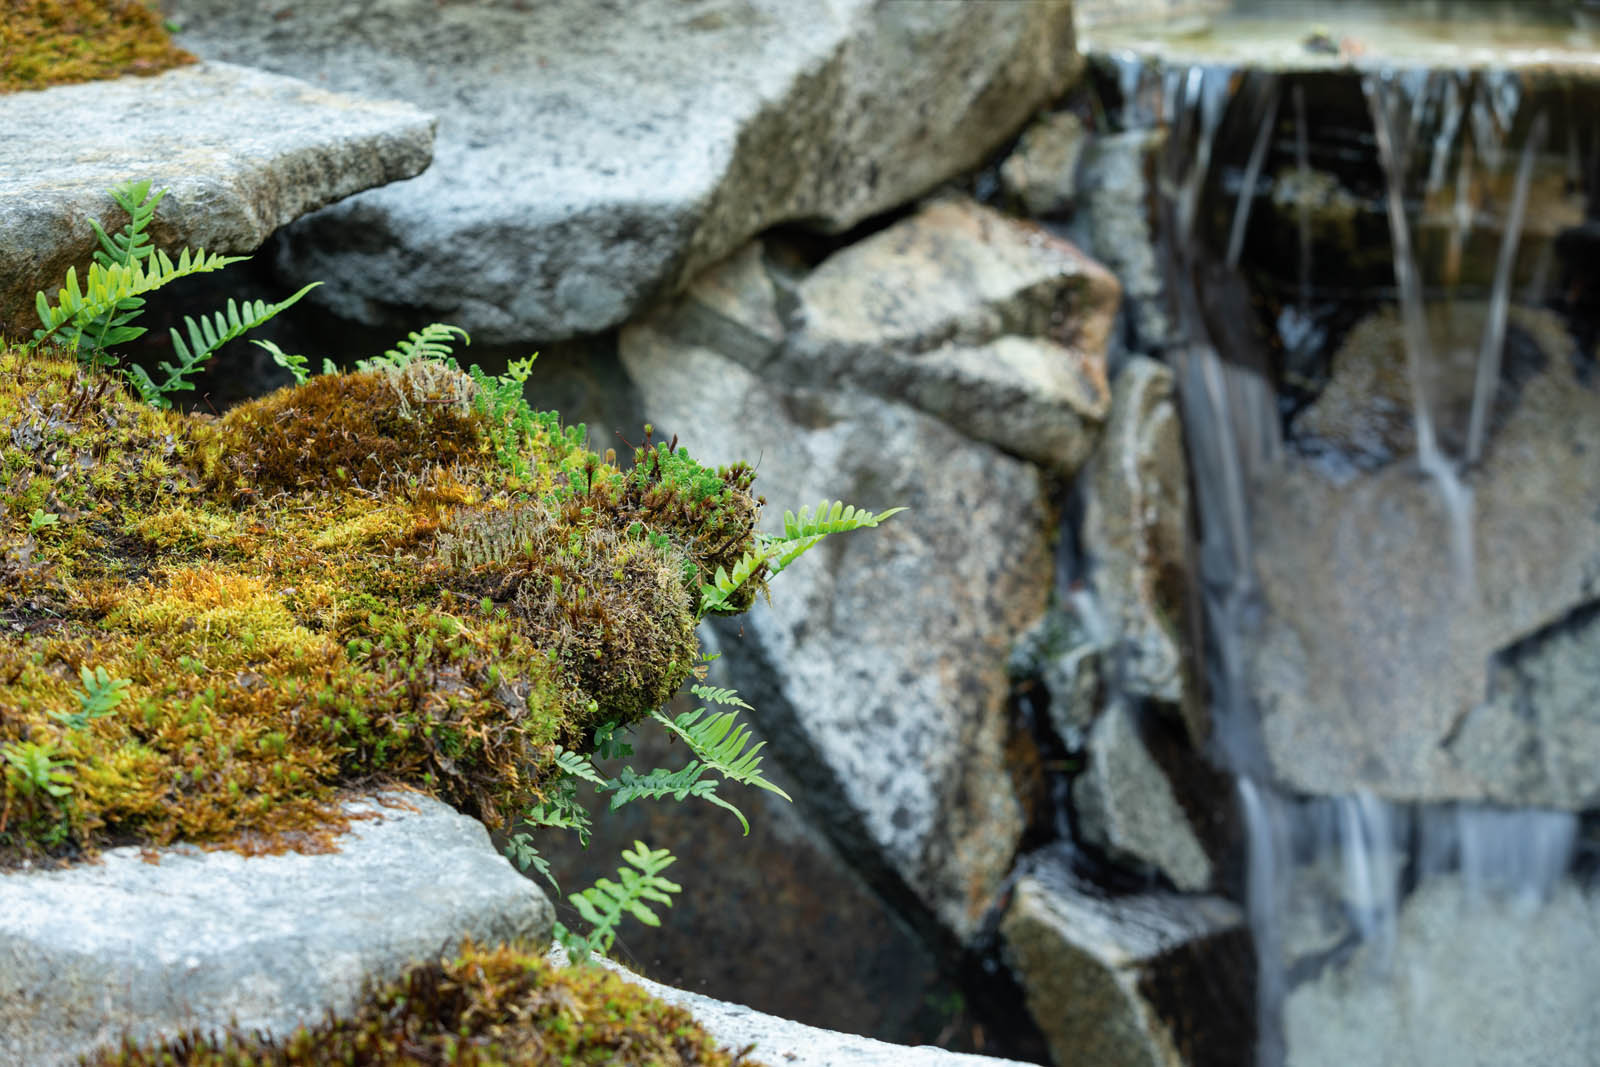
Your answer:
128;286;322;408
698;500;905;615
33;247;244;357
651;706;791;802
89;179;163;269
357;323;469;371
606;763;751;834
551;746;608;788
554;841;681;963
689;684;751;710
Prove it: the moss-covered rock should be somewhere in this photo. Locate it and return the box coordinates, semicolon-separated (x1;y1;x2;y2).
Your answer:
0;342;763;867
84;939;760;1066
0;0;195;94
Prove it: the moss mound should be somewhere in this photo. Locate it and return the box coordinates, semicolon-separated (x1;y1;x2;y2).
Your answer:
86;940;762;1066
1;0;195;94
0;344;763;867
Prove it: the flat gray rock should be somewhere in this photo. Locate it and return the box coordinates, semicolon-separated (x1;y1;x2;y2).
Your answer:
621;309;1050;947
0;793;552;1066
0;62;434;334
589;954;1036;1067
170;0;1081;343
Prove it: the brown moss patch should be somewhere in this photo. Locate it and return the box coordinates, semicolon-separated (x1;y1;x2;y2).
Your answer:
86;940;763;1066
1;0;195;94
1;344;765;868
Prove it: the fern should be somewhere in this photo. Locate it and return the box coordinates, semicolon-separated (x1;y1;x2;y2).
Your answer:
605;763;752;834
553;841;681;963
356;322;469;372
33;247;243;360
251;338;311;385
49;666;131;731
650;705;790;803
698;500;905;616
521;776;594;847
551;746;608;788
503;832;556;889
689;683;751;710
126;287;320;408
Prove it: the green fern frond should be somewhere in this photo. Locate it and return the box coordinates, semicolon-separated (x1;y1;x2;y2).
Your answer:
130;285;323;408
556;841;681;963
606;763;751;834
90;180;163;269
551;746;608;788
503;831;557;890
251;338;311;385
698;500;905;616
358;323;470;371
651;706;791;803
688;684;751;710
34;247;245;356
521;776;594;847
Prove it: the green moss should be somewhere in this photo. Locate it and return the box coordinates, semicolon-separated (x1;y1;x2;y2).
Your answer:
0;0;195;94
85;939;763;1066
0;343;763;867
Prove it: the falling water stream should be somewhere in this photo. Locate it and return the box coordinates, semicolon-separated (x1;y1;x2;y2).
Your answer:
1086;17;1595;1063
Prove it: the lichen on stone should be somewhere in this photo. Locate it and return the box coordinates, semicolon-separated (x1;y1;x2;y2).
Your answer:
0;0;195;94
0;341;763;867
83;939;762;1066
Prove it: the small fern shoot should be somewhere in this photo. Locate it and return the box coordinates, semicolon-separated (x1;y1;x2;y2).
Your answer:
699;500;905;615
356;322;469;371
554;841;681;963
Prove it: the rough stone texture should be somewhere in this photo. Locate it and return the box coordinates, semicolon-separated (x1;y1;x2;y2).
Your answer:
662;198;1116;476
1075;701;1214;892
789;198;1117;474
1001;111;1089;218
620;305;1051;947
171;0;1082;343
1254;306;1600;806
1081;356;1194;717
1069;129;1170;350
524;689;951;1045
0;793;553;1066
583;954;1036;1067
0;62;434;334
1000;846;1253;1067
1284;877;1600;1067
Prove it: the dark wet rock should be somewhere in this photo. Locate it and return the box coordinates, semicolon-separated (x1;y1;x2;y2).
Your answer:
999;845;1254;1067
1075;701;1215;891
171;0;1082;343
1070;129;1170;350
0;794;552;1066
0;62;433;334
1009;608;1104;750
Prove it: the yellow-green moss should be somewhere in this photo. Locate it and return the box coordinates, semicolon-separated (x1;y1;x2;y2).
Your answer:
0;343;763;867
1;0;195;94
85;940;764;1066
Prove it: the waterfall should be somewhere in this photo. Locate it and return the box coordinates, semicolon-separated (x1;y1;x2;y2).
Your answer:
1093;44;1591;1067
